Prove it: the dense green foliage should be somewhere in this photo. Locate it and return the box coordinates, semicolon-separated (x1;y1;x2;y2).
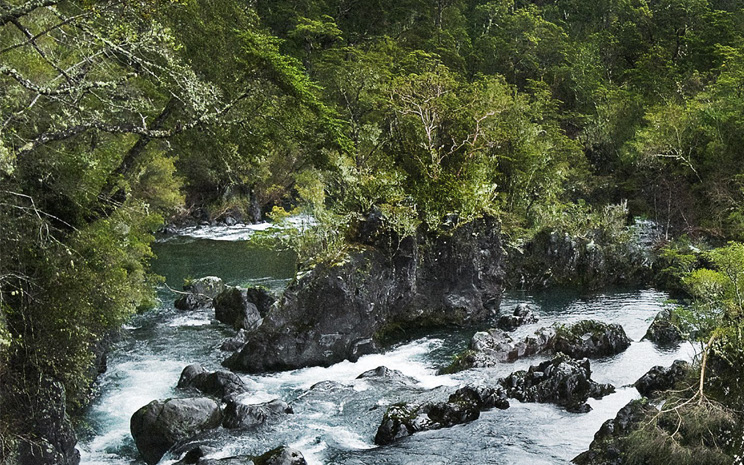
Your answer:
3;0;744;460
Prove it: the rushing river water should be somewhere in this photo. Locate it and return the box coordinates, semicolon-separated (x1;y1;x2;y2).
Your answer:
78;225;694;465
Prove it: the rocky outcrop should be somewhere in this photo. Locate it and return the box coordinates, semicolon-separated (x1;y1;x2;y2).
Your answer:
175;277;226;310
374;385;509;445
224;216;505;373
501;354;614;413
177;364;250;402
497;303;539;331
221;399;293;429
17;378;80;465
253;446;307;465
572;399;658;465
552;320;631;359
130;397;223;465
642;309;682;345
508;227;651;290
444;320;631;373
634;360;690;398
213;286;275;330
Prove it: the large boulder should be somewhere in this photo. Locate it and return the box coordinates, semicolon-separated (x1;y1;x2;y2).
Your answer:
213;286;275;330
224;217;505;372
572;399;658;465
642;309;682;346
177;364;250;402
130;397;223;465
175;277;225;310
501;354;614;412
497;303;539;331
221;399;293;429
634;360;690;398
552;320;631;359
374;384;509;445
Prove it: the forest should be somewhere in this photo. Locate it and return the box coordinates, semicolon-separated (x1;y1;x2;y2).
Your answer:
1;0;744;463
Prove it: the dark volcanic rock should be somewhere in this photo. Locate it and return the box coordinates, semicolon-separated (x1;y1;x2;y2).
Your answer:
572;399;658;465
175;277;225;310
552;320;631;359
642;309;682;345
497;303;539;331
356;366;416;385
444;319;630;373
634;360;690;398
221;399;293;429
177;364;250;402
224;216;505;373
501;354;614;412
213;286;275;330
253;446;307;465
17;378;80;465
374;384;509;445
130;397;223;465
220;329;249;351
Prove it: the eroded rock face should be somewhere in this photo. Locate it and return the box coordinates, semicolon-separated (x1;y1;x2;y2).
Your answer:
642;309;682;346
221;399;293;429
497;303;540;331
17;378;80;465
224;217;505;373
177;364;249;402
634;360;690;398
572;399;658;465
175;277;225;310
374;385;509;445
501;354;614;412
214;288;268;331
130;397;223;465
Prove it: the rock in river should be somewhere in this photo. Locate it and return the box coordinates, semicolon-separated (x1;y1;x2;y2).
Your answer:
501;354;614;412
177;363;250;402
374;385;509;445
130;397;223;465
223;216;505;373
175;276;225;310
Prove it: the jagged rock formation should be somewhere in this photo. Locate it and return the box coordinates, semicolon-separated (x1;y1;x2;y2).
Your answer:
223;217;505;373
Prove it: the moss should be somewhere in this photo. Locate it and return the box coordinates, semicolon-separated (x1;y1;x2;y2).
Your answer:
439;350;476;374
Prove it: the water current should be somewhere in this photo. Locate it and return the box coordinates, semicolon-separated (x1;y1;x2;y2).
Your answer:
78;224;694;465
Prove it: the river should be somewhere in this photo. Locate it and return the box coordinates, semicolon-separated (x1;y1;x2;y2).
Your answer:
77;224;694;465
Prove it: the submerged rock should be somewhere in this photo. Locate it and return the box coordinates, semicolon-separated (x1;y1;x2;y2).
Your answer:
634;360;690;398
501;354;614;412
174;446;306;465
175;277;225;310
177;364;249;402
374;384;509;445
497;303;540;331
130;397;223;465
221;399;293;429
444;319;630;373
356;366;417;385
572;399;658;465
224;216;505;373
642;309;682;346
